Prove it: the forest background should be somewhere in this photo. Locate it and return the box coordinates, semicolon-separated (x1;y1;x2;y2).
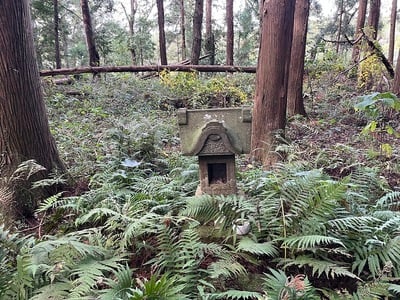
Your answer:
2;0;400;299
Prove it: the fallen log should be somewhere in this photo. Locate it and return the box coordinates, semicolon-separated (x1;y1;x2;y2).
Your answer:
40;64;257;77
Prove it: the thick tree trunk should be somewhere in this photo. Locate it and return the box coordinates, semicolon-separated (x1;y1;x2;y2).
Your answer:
352;0;367;64
226;0;234;65
287;0;309;118
368;0;381;40
388;0;397;64
205;0;215;64
251;0;295;167
0;0;65;219
180;0;187;60
53;0;61;69
80;0;100;67
156;0;168;65
191;0;204;65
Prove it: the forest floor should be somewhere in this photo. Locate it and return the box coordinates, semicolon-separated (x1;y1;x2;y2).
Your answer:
38;71;400;298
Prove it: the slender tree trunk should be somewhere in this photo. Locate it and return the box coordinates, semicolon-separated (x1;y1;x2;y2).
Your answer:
251;0;295;167
287;0;309;118
156;0;168;65
352;0;367;64
53;0;61;69
80;0;100;66
191;0;204;65
127;0;137;64
226;0;234;65
336;0;344;53
368;0;381;40
180;0;187;60
205;0;215;64
388;0;397;64
393;48;400;95
0;0;65;219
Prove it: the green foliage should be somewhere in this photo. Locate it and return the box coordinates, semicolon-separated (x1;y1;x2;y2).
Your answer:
358;53;385;91
354;92;400;157
263;269;319;300
160;71;251;108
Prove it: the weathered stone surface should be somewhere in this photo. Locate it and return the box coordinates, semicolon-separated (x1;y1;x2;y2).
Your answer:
178;107;252;155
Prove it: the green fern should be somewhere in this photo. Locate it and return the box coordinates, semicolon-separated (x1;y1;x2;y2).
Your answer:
376;191;400;210
212;289;264;299
99;265;135;300
130;274;188;300
282;256;359;279
281;235;345;250
263;268;319;300
236;237;278;257
389;283;400;296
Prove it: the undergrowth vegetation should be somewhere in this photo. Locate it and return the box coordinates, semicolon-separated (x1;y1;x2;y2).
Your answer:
1;71;400;299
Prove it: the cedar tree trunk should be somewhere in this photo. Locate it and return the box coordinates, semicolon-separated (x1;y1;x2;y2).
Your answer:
287;0;309;118
226;0;234;65
80;0;100;66
388;0;397;64
336;0;344;53
157;0;168;65
0;0;65;219
180;0;187;60
191;0;204;65
251;0;295;167
127;0;138;64
53;0;61;69
205;0;215;64
368;0;381;40
393;48;400;95
352;0;367;64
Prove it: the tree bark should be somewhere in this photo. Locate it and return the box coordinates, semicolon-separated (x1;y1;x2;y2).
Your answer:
80;0;100;67
368;0;381;40
205;0;215;64
336;0;344;53
0;0;65;219
251;0;295;167
156;0;168;65
287;0;309;118
180;0;187;60
352;0;367;64
226;0;234;65
393;48;400;95
53;0;61;69
125;0;138;64
388;0;397;64
191;0;204;65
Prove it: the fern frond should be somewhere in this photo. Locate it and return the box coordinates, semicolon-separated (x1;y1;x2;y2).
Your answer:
208;258;247;279
281;235;345;250
389;283;400;295
100;265;134;300
376;191;400;210
131;274;188;300
282;256;360;279
328;216;380;232
236;237;278;257
30;282;72;299
36;192;65;213
213;289;264;299
69;256;123;298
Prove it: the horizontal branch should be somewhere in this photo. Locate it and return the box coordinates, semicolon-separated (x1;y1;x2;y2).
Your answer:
40;64;257;77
